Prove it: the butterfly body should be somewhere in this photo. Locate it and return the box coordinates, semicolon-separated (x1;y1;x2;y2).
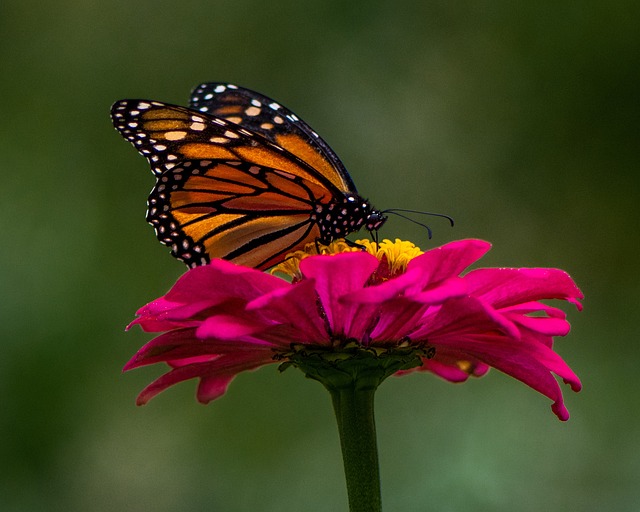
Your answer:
111;83;385;269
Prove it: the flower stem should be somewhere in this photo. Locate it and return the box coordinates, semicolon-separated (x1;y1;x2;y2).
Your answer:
284;343;426;510
329;384;382;512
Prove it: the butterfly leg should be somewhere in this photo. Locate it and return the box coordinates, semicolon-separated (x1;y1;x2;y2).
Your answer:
343;238;368;251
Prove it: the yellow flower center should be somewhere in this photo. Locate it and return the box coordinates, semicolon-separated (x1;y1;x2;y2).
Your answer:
271;238;423;280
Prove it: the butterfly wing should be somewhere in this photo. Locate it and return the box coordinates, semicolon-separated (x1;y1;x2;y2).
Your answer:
189;83;357;194
110;99;350;268
147;159;333;269
111;99;342;194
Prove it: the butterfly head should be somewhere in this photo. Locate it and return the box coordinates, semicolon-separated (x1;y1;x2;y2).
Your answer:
365;207;387;233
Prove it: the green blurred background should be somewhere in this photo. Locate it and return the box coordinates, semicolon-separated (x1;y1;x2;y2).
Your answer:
1;1;638;510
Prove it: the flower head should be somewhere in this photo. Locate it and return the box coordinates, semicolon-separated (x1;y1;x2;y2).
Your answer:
125;239;582;420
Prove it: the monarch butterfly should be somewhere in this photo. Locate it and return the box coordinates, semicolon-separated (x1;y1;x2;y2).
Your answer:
110;83;386;269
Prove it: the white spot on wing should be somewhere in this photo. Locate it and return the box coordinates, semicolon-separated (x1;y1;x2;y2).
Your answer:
164;131;187;140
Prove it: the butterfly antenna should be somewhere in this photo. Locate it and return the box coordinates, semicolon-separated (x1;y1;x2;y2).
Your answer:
383;208;455;227
382;209;455;240
384;211;433;239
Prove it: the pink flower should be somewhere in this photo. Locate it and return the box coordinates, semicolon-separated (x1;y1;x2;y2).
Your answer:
125;239;582;420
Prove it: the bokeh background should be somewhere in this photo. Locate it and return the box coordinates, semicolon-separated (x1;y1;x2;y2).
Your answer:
1;1;638;510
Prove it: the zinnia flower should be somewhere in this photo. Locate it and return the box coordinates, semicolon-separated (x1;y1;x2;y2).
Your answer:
125;238;582;421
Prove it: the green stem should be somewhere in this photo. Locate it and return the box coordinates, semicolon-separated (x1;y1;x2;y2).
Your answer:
329;385;382;512
283;342;427;510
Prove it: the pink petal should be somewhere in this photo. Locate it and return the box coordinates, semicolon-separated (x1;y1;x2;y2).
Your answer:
247;278;329;343
197;313;273;340
164;259;289;303
353;239;488;305
507;314;571;336
369;298;429;341
500;301;568;318
405;239;491;292
124;328;200;370
358;280;470;342
342;266;426;303
134;297;214;322
128;297;206;332
124;328;276;371
412;277;468;304
130;260;290;331
429;334;581;421
345;274;467;305
196;374;238;403
417;357;490;382
196;352;274;403
465;268;583;310
135;351;273;405
300;252;379;338
411;296;521;342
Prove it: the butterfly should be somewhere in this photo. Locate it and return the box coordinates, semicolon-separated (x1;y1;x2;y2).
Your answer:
110;83;386;269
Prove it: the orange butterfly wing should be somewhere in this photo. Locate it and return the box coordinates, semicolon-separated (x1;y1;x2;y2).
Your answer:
111;85;382;269
111;99;345;193
189;83;357;194
147;159;334;269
